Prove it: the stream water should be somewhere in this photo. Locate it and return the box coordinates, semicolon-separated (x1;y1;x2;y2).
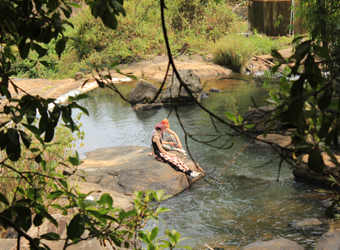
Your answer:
74;75;326;249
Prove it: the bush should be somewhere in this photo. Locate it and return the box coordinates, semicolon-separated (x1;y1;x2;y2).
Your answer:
212;34;292;73
212;34;253;73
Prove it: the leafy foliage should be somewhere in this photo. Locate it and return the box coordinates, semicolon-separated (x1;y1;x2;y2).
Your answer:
0;0;191;249
297;0;340;62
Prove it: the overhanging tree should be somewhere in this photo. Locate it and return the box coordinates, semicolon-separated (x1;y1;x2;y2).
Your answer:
0;1;190;249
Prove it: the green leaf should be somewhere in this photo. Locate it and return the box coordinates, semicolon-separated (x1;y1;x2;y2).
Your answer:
295;40;311;60
19;130;31;149
308;149;325;173
101;8;118;30
39;60;50;67
33;213;44;227
33;43;47;58
69;153;81;166
155;207;171;214
119;209;137;220
318;87;332;111
138;232;151;244
99;193;113;208
110;0;126;16
7;129;19;144
19;39;30;59
67;214;85;240
47;191;64;200
150;227;159;242
35;154;42;163
271;49;283;60
155;190;164;202
40;232;60;241
225;111;237;123
55;38;67;59
14;206;32;231
326;128;336;146
44;124;55;142
66;2;81;8
69;103;89;116
0;193;9;206
22;123;42;136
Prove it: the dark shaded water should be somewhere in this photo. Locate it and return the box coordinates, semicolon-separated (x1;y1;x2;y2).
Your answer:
74;75;326;249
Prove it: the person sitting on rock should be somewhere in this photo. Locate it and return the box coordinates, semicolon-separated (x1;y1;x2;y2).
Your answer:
152;123;200;178
149;118;187;156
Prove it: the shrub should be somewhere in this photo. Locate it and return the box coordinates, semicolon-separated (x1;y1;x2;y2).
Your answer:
212;34;292;73
212;34;253;73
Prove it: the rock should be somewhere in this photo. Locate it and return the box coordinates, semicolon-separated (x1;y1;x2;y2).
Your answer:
73;146;205;201
0;239;16;250
133;103;164;111
75;72;84;80
315;231;340;250
161;70;203;103
209;87;222;93
293;152;340;187
201;90;209;100
292;218;325;232
5;227;18;239
241;106;279;132
255;134;292;149
241;238;304;250
130;79;161;103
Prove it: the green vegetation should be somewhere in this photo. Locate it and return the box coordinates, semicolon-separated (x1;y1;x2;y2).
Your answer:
297;0;340;62
212;34;291;73
0;1;191;249
13;0;291;79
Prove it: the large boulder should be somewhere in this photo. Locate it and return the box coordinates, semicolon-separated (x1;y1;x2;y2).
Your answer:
293;152;340;187
129;70;204;107
72;146;205;202
315;231;340;250
161;70;203;103
130;79;161;103
241;238;303;250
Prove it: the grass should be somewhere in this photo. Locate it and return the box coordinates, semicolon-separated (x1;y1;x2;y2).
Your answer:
13;0;292;79
211;33;292;73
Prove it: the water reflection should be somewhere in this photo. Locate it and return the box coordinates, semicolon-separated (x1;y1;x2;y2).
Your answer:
74;76;324;249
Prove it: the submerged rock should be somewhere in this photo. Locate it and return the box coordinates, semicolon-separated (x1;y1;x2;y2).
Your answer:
292;218;327;232
241;238;303;250
209;87;222;93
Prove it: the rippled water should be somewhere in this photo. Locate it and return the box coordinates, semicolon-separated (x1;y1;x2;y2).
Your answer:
74;75;325;249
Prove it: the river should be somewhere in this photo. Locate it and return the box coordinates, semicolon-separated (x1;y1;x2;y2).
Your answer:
74;75;325;249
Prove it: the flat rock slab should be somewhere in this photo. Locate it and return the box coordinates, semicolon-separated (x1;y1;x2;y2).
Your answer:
241;238;303;250
73;146;205;210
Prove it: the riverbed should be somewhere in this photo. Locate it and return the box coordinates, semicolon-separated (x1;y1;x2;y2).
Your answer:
74;75;325;249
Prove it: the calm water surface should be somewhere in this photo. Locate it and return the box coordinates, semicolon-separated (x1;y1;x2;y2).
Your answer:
74;75;325;249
